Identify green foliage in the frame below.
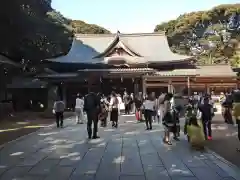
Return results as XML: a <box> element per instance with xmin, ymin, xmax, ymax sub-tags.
<box><xmin>0</xmin><ymin>0</ymin><xmax>110</xmax><ymax>66</ymax></box>
<box><xmin>230</xmin><ymin>42</ymin><xmax>240</xmax><ymax>67</ymax></box>
<box><xmin>71</xmin><ymin>20</ymin><xmax>110</xmax><ymax>34</ymax></box>
<box><xmin>154</xmin><ymin>3</ymin><xmax>240</xmax><ymax>66</ymax></box>
<box><xmin>0</xmin><ymin>0</ymin><xmax>73</xmax><ymax>65</ymax></box>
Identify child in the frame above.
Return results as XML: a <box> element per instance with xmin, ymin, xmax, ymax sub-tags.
<box><xmin>187</xmin><ymin>116</ymin><xmax>205</xmax><ymax>150</ymax></box>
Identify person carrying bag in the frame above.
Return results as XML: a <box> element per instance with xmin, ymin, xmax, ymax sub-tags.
<box><xmin>109</xmin><ymin>92</ymin><xmax>119</xmax><ymax>128</ymax></box>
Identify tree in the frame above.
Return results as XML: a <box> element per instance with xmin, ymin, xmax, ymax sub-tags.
<box><xmin>71</xmin><ymin>20</ymin><xmax>110</xmax><ymax>34</ymax></box>
<box><xmin>0</xmin><ymin>0</ymin><xmax>73</xmax><ymax>66</ymax></box>
<box><xmin>0</xmin><ymin>0</ymin><xmax>110</xmax><ymax>67</ymax></box>
<box><xmin>154</xmin><ymin>3</ymin><xmax>240</xmax><ymax>66</ymax></box>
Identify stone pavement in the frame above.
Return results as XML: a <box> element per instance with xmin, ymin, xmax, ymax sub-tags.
<box><xmin>0</xmin><ymin>115</ymin><xmax>240</xmax><ymax>180</ymax></box>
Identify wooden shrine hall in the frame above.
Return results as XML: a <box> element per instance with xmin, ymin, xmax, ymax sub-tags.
<box><xmin>39</xmin><ymin>32</ymin><xmax>237</xmax><ymax>93</ymax></box>
<box><xmin>9</xmin><ymin>31</ymin><xmax>236</xmax><ymax>109</ymax></box>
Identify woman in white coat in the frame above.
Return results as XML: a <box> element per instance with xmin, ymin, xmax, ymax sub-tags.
<box><xmin>75</xmin><ymin>94</ymin><xmax>84</xmax><ymax>124</ymax></box>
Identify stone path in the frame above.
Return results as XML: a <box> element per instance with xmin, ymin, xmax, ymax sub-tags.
<box><xmin>0</xmin><ymin>115</ymin><xmax>240</xmax><ymax>180</ymax></box>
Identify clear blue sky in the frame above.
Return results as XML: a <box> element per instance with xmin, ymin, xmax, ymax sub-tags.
<box><xmin>52</xmin><ymin>0</ymin><xmax>239</xmax><ymax>33</ymax></box>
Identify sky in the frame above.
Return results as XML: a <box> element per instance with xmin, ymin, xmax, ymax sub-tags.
<box><xmin>52</xmin><ymin>0</ymin><xmax>239</xmax><ymax>33</ymax></box>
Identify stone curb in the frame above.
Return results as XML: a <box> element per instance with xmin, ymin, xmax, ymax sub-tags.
<box><xmin>0</xmin><ymin>116</ymin><xmax>74</xmax><ymax>150</ymax></box>
<box><xmin>206</xmin><ymin>148</ymin><xmax>240</xmax><ymax>179</ymax></box>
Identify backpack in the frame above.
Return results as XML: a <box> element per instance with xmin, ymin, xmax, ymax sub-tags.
<box><xmin>222</xmin><ymin>95</ymin><xmax>233</xmax><ymax>108</ymax></box>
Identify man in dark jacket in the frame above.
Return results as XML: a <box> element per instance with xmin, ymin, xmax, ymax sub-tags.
<box><xmin>222</xmin><ymin>93</ymin><xmax>234</xmax><ymax>124</ymax></box>
<box><xmin>199</xmin><ymin>97</ymin><xmax>214</xmax><ymax>140</ymax></box>
<box><xmin>84</xmin><ymin>92</ymin><xmax>100</xmax><ymax>139</ymax></box>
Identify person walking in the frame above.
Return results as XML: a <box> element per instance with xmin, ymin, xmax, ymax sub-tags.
<box><xmin>222</xmin><ymin>93</ymin><xmax>234</xmax><ymax>124</ymax></box>
<box><xmin>162</xmin><ymin>93</ymin><xmax>174</xmax><ymax>145</ymax></box>
<box><xmin>123</xmin><ymin>91</ymin><xmax>130</xmax><ymax>114</ymax></box>
<box><xmin>75</xmin><ymin>94</ymin><xmax>84</xmax><ymax>124</ymax></box>
<box><xmin>84</xmin><ymin>92</ymin><xmax>100</xmax><ymax>139</ymax></box>
<box><xmin>157</xmin><ymin>93</ymin><xmax>165</xmax><ymax>124</ymax></box>
<box><xmin>130</xmin><ymin>93</ymin><xmax>135</xmax><ymax>113</ymax></box>
<box><xmin>109</xmin><ymin>91</ymin><xmax>119</xmax><ymax>128</ymax></box>
<box><xmin>53</xmin><ymin>97</ymin><xmax>65</xmax><ymax>128</ymax></box>
<box><xmin>199</xmin><ymin>97</ymin><xmax>214</xmax><ymax>140</ymax></box>
<box><xmin>143</xmin><ymin>95</ymin><xmax>155</xmax><ymax>130</ymax></box>
<box><xmin>135</xmin><ymin>93</ymin><xmax>143</xmax><ymax>121</ymax></box>
<box><xmin>99</xmin><ymin>96</ymin><xmax>108</xmax><ymax>127</ymax></box>
<box><xmin>117</xmin><ymin>94</ymin><xmax>123</xmax><ymax>115</ymax></box>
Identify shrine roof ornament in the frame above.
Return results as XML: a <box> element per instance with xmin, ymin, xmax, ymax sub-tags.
<box><xmin>46</xmin><ymin>32</ymin><xmax>193</xmax><ymax>65</ymax></box>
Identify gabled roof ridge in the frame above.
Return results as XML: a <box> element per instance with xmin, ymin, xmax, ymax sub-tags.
<box><xmin>75</xmin><ymin>34</ymin><xmax>116</xmax><ymax>38</ymax></box>
<box><xmin>93</xmin><ymin>35</ymin><xmax>119</xmax><ymax>58</ymax></box>
<box><xmin>75</xmin><ymin>31</ymin><xmax>165</xmax><ymax>38</ymax></box>
<box><xmin>119</xmin><ymin>32</ymin><xmax>165</xmax><ymax>37</ymax></box>
<box><xmin>118</xmin><ymin>39</ymin><xmax>142</xmax><ymax>56</ymax></box>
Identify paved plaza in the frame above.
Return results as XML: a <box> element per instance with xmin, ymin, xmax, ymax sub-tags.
<box><xmin>0</xmin><ymin>115</ymin><xmax>240</xmax><ymax>180</ymax></box>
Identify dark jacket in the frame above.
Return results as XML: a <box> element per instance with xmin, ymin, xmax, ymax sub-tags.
<box><xmin>199</xmin><ymin>103</ymin><xmax>213</xmax><ymax>121</ymax></box>
<box><xmin>84</xmin><ymin>92</ymin><xmax>100</xmax><ymax>112</ymax></box>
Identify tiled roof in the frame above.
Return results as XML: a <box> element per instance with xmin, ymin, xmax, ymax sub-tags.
<box><xmin>47</xmin><ymin>32</ymin><xmax>193</xmax><ymax>64</ymax></box>
<box><xmin>37</xmin><ymin>73</ymin><xmax>79</xmax><ymax>78</ymax></box>
<box><xmin>109</xmin><ymin>68</ymin><xmax>155</xmax><ymax>73</ymax></box>
<box><xmin>78</xmin><ymin>68</ymin><xmax>155</xmax><ymax>74</ymax></box>
<box><xmin>145</xmin><ymin>65</ymin><xmax>236</xmax><ymax>77</ymax></box>
<box><xmin>36</xmin><ymin>68</ymin><xmax>154</xmax><ymax>80</ymax></box>
<box><xmin>196</xmin><ymin>65</ymin><xmax>237</xmax><ymax>77</ymax></box>
<box><xmin>149</xmin><ymin>69</ymin><xmax>197</xmax><ymax>77</ymax></box>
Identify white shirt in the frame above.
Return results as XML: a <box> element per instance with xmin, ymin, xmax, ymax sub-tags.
<box><xmin>143</xmin><ymin>100</ymin><xmax>155</xmax><ymax>111</ymax></box>
<box><xmin>117</xmin><ymin>96</ymin><xmax>122</xmax><ymax>104</ymax></box>
<box><xmin>75</xmin><ymin>98</ymin><xmax>84</xmax><ymax>109</ymax></box>
<box><xmin>110</xmin><ymin>96</ymin><xmax>118</xmax><ymax>108</ymax></box>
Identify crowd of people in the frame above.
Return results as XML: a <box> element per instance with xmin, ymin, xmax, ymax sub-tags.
<box><xmin>52</xmin><ymin>89</ymin><xmax>240</xmax><ymax>150</ymax></box>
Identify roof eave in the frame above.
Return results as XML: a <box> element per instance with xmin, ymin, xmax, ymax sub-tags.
<box><xmin>147</xmin><ymin>58</ymin><xmax>193</xmax><ymax>65</ymax></box>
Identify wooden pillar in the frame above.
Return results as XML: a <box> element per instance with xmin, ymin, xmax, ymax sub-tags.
<box><xmin>134</xmin><ymin>79</ymin><xmax>139</xmax><ymax>95</ymax></box>
<box><xmin>88</xmin><ymin>75</ymin><xmax>94</xmax><ymax>93</ymax></box>
<box><xmin>142</xmin><ymin>77</ymin><xmax>146</xmax><ymax>96</ymax></box>
<box><xmin>47</xmin><ymin>85</ymin><xmax>58</xmax><ymax>109</ymax></box>
<box><xmin>57</xmin><ymin>83</ymin><xmax>63</xmax><ymax>100</ymax></box>
<box><xmin>187</xmin><ymin>76</ymin><xmax>191</xmax><ymax>96</ymax></box>
<box><xmin>205</xmin><ymin>84</ymin><xmax>210</xmax><ymax>94</ymax></box>
<box><xmin>168</xmin><ymin>79</ymin><xmax>172</xmax><ymax>93</ymax></box>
